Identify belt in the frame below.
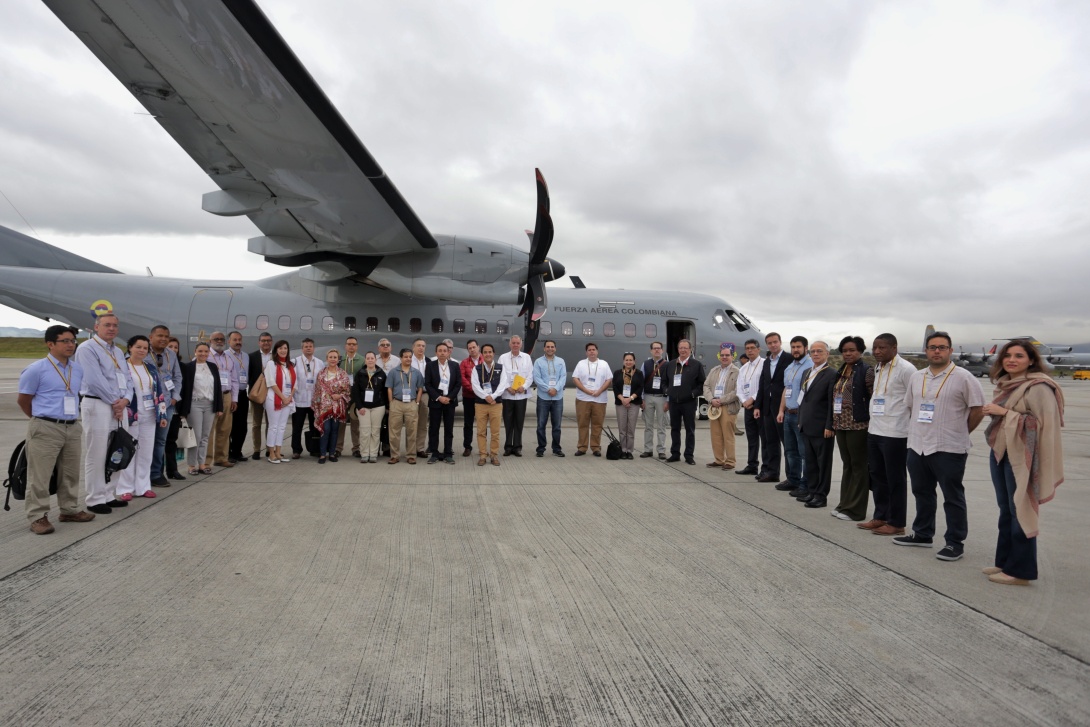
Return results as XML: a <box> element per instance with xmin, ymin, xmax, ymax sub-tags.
<box><xmin>84</xmin><ymin>395</ymin><xmax>101</xmax><ymax>400</ymax></box>
<box><xmin>35</xmin><ymin>416</ymin><xmax>78</xmax><ymax>425</ymax></box>
<box><xmin>786</xmin><ymin>408</ymin><xmax>799</xmax><ymax>415</ymax></box>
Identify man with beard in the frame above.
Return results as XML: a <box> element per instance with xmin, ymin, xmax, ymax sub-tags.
<box><xmin>206</xmin><ymin>331</ymin><xmax>239</xmax><ymax>468</ymax></box>
<box><xmin>753</xmin><ymin>332</ymin><xmax>787</xmax><ymax>483</ymax></box>
<box><xmin>775</xmin><ymin>336</ymin><xmax>812</xmax><ymax>493</ymax></box>
<box><xmin>249</xmin><ymin>332</ymin><xmax>274</xmax><ymax>460</ymax></box>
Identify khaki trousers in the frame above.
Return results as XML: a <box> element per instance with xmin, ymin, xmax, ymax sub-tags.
<box><xmin>358</xmin><ymin>406</ymin><xmax>382</xmax><ymax>459</ymax></box>
<box><xmin>575</xmin><ymin>399</ymin><xmax>606</xmax><ymax>453</ymax></box>
<box><xmin>709</xmin><ymin>410</ymin><xmax>738</xmax><ymax>467</ymax></box>
<box><xmin>475</xmin><ymin>402</ymin><xmax>502</xmax><ymax>457</ymax></box>
<box><xmin>336</xmin><ymin>403</ymin><xmax>360</xmax><ymax>455</ymax></box>
<box><xmin>388</xmin><ymin>400</ymin><xmax>418</xmax><ymax>460</ymax></box>
<box><xmin>25</xmin><ymin>417</ymin><xmax>82</xmax><ymax>521</ymax></box>
<box><xmin>205</xmin><ymin>391</ymin><xmax>233</xmax><ymax>465</ymax></box>
<box><xmin>415</xmin><ymin>394</ymin><xmax>429</xmax><ymax>453</ymax></box>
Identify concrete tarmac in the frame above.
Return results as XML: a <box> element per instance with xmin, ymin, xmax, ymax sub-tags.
<box><xmin>1</xmin><ymin>358</ymin><xmax>1088</xmax><ymax>725</ymax></box>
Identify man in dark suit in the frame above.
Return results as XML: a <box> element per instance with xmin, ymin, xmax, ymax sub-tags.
<box><xmin>226</xmin><ymin>331</ymin><xmax>251</xmax><ymax>463</ymax></box>
<box><xmin>795</xmin><ymin>341</ymin><xmax>837</xmax><ymax>508</ymax></box>
<box><xmin>424</xmin><ymin>342</ymin><xmax>462</xmax><ymax>464</ymax></box>
<box><xmin>753</xmin><ymin>332</ymin><xmax>787</xmax><ymax>483</ymax></box>
<box><xmin>247</xmin><ymin>332</ymin><xmax>273</xmax><ymax>460</ymax></box>
<box><xmin>663</xmin><ymin>339</ymin><xmax>705</xmax><ymax>465</ymax></box>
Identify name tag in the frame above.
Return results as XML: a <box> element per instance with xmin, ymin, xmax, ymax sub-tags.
<box><xmin>548</xmin><ymin>378</ymin><xmax>557</xmax><ymax>388</ymax></box>
<box><xmin>743</xmin><ymin>382</ymin><xmax>751</xmax><ymax>394</ymax></box>
<box><xmin>402</xmin><ymin>392</ymin><xmax>412</xmax><ymax>403</ymax></box>
<box><xmin>917</xmin><ymin>403</ymin><xmax>935</xmax><ymax>423</ymax></box>
<box><xmin>587</xmin><ymin>377</ymin><xmax>596</xmax><ymax>384</ymax></box>
<box><xmin>785</xmin><ymin>386</ymin><xmax>793</xmax><ymax>399</ymax></box>
<box><xmin>165</xmin><ymin>379</ymin><xmax>175</xmax><ymax>392</ymax></box>
<box><xmin>116</xmin><ymin>372</ymin><xmax>128</xmax><ymax>391</ymax></box>
<box><xmin>142</xmin><ymin>393</ymin><xmax>154</xmax><ymax>411</ymax></box>
<box><xmin>64</xmin><ymin>396</ymin><xmax>78</xmax><ymax>416</ymax></box>
<box><xmin>440</xmin><ymin>381</ymin><xmax>448</xmax><ymax>394</ymax></box>
<box><xmin>484</xmin><ymin>384</ymin><xmax>493</xmax><ymax>397</ymax></box>
<box><xmin>306</xmin><ymin>378</ymin><xmax>314</xmax><ymax>386</ymax></box>
<box><xmin>797</xmin><ymin>389</ymin><xmax>806</xmax><ymax>405</ymax></box>
<box><xmin>714</xmin><ymin>386</ymin><xmax>724</xmax><ymax>398</ymax></box>
<box><xmin>283</xmin><ymin>384</ymin><xmax>292</xmax><ymax>395</ymax></box>
<box><xmin>673</xmin><ymin>374</ymin><xmax>682</xmax><ymax>387</ymax></box>
<box><xmin>872</xmin><ymin>398</ymin><xmax>885</xmax><ymax>416</ymax></box>
<box><xmin>364</xmin><ymin>390</ymin><xmax>374</xmax><ymax>403</ymax></box>
<box><xmin>623</xmin><ymin>385</ymin><xmax>632</xmax><ymax>397</ymax></box>
<box><xmin>833</xmin><ymin>395</ymin><xmax>843</xmax><ymax>414</ymax></box>
<box><xmin>652</xmin><ymin>376</ymin><xmax>661</xmax><ymax>390</ymax></box>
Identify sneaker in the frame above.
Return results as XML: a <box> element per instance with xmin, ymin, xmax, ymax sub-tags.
<box><xmin>427</xmin><ymin>456</ymin><xmax>440</xmax><ymax>464</ymax></box>
<box><xmin>893</xmin><ymin>533</ymin><xmax>933</xmax><ymax>548</ymax></box>
<box><xmin>833</xmin><ymin>511</ymin><xmax>854</xmax><ymax>521</ymax></box>
<box><xmin>936</xmin><ymin>545</ymin><xmax>964</xmax><ymax>561</ymax></box>
<box><xmin>30</xmin><ymin>516</ymin><xmax>54</xmax><ymax>535</ymax></box>
<box><xmin>445</xmin><ymin>457</ymin><xmax>455</xmax><ymax>465</ymax></box>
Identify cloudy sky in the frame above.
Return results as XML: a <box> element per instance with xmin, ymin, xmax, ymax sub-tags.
<box><xmin>1</xmin><ymin>0</ymin><xmax>1088</xmax><ymax>350</ymax></box>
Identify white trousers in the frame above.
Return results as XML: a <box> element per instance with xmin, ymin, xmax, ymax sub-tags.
<box><xmin>82</xmin><ymin>397</ymin><xmax>128</xmax><ymax>507</ymax></box>
<box><xmin>116</xmin><ymin>411</ymin><xmax>157</xmax><ymax>497</ymax></box>
<box><xmin>264</xmin><ymin>398</ymin><xmax>291</xmax><ymax>449</ymax></box>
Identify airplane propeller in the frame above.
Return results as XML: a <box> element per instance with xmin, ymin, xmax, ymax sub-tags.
<box><xmin>519</xmin><ymin>169</ymin><xmax>565</xmax><ymax>353</ymax></box>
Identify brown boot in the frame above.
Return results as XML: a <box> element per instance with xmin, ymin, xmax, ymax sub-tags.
<box><xmin>30</xmin><ymin>516</ymin><xmax>55</xmax><ymax>535</ymax></box>
<box><xmin>59</xmin><ymin>511</ymin><xmax>95</xmax><ymax>523</ymax></box>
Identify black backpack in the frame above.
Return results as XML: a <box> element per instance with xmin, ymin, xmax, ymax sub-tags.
<box><xmin>3</xmin><ymin>440</ymin><xmax>60</xmax><ymax>512</ymax></box>
<box><xmin>104</xmin><ymin>425</ymin><xmax>137</xmax><ymax>483</ymax></box>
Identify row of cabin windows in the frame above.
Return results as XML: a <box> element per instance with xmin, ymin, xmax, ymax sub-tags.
<box><xmin>231</xmin><ymin>315</ymin><xmax>660</xmax><ymax>339</ymax></box>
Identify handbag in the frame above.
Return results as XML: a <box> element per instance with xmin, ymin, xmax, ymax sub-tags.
<box><xmin>603</xmin><ymin>426</ymin><xmax>623</xmax><ymax>461</ymax></box>
<box><xmin>176</xmin><ymin>417</ymin><xmax>197</xmax><ymax>450</ymax></box>
<box><xmin>248</xmin><ymin>375</ymin><xmax>268</xmax><ymax>405</ymax></box>
<box><xmin>104</xmin><ymin>424</ymin><xmax>137</xmax><ymax>483</ymax></box>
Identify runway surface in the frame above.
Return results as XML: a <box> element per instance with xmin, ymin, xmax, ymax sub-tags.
<box><xmin>1</xmin><ymin>358</ymin><xmax>1087</xmax><ymax>725</ymax></box>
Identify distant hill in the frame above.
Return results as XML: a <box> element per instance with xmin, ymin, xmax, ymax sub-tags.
<box><xmin>0</xmin><ymin>327</ymin><xmax>46</xmax><ymax>337</ymax></box>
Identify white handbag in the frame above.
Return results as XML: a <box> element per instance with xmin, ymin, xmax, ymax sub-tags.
<box><xmin>176</xmin><ymin>417</ymin><xmax>197</xmax><ymax>449</ymax></box>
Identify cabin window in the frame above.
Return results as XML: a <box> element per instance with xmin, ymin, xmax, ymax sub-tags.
<box><xmin>645</xmin><ymin>324</ymin><xmax>657</xmax><ymax>338</ymax></box>
<box><xmin>474</xmin><ymin>319</ymin><xmax>487</xmax><ymax>334</ymax></box>
<box><xmin>256</xmin><ymin>315</ymin><xmax>269</xmax><ymax>331</ymax></box>
<box><xmin>233</xmin><ymin>315</ymin><xmax>247</xmax><ymax>330</ymax></box>
<box><xmin>410</xmin><ymin>318</ymin><xmax>422</xmax><ymax>333</ymax></box>
<box><xmin>431</xmin><ymin>318</ymin><xmax>444</xmax><ymax>333</ymax></box>
<box><xmin>496</xmin><ymin>320</ymin><xmax>510</xmax><ymax>335</ymax></box>
<box><xmin>603</xmin><ymin>322</ymin><xmax>615</xmax><ymax>337</ymax></box>
<box><xmin>388</xmin><ymin>317</ymin><xmax>400</xmax><ymax>332</ymax></box>
<box><xmin>344</xmin><ymin>316</ymin><xmax>357</xmax><ymax>330</ymax></box>
<box><xmin>322</xmin><ymin>316</ymin><xmax>335</xmax><ymax>331</ymax></box>
<box><xmin>624</xmin><ymin>323</ymin><xmax>636</xmax><ymax>338</ymax></box>
<box><xmin>541</xmin><ymin>321</ymin><xmax>552</xmax><ymax>336</ymax></box>
<box><xmin>453</xmin><ymin>319</ymin><xmax>466</xmax><ymax>333</ymax></box>
<box><xmin>366</xmin><ymin>317</ymin><xmax>378</xmax><ymax>332</ymax></box>
<box><xmin>561</xmin><ymin>321</ymin><xmax>573</xmax><ymax>336</ymax></box>
<box><xmin>300</xmin><ymin>316</ymin><xmax>313</xmax><ymax>331</ymax></box>
<box><xmin>278</xmin><ymin>315</ymin><xmax>291</xmax><ymax>331</ymax></box>
<box><xmin>582</xmin><ymin>322</ymin><xmax>594</xmax><ymax>337</ymax></box>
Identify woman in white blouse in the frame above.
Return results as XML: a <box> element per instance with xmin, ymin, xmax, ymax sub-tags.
<box><xmin>178</xmin><ymin>342</ymin><xmax>223</xmax><ymax>475</ymax></box>
<box><xmin>116</xmin><ymin>335</ymin><xmax>169</xmax><ymax>499</ymax></box>
<box><xmin>263</xmin><ymin>340</ymin><xmax>297</xmax><ymax>463</ymax></box>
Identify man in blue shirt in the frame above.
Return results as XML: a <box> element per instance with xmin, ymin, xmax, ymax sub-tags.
<box><xmin>533</xmin><ymin>340</ymin><xmax>566</xmax><ymax>457</ymax></box>
<box><xmin>149</xmin><ymin>324</ymin><xmax>183</xmax><ymax>486</ymax></box>
<box><xmin>17</xmin><ymin>325</ymin><xmax>95</xmax><ymax>534</ymax></box>
<box><xmin>776</xmin><ymin>336</ymin><xmax>813</xmax><ymax>494</ymax></box>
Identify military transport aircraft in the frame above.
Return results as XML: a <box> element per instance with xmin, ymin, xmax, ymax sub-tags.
<box><xmin>0</xmin><ymin>0</ymin><xmax>762</xmax><ymax>371</ymax></box>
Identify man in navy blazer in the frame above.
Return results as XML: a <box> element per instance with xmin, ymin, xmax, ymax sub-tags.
<box><xmin>424</xmin><ymin>342</ymin><xmax>462</xmax><ymax>464</ymax></box>
<box><xmin>795</xmin><ymin>341</ymin><xmax>837</xmax><ymax>509</ymax></box>
<box><xmin>753</xmin><ymin>332</ymin><xmax>788</xmax><ymax>483</ymax></box>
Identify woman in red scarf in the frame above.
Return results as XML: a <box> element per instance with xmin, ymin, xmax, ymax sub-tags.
<box><xmin>263</xmin><ymin>340</ymin><xmax>296</xmax><ymax>463</ymax></box>
<box><xmin>982</xmin><ymin>340</ymin><xmax>1065</xmax><ymax>586</ymax></box>
<box><xmin>313</xmin><ymin>349</ymin><xmax>352</xmax><ymax>463</ymax></box>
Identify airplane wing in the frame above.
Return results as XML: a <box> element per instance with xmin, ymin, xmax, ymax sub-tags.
<box><xmin>43</xmin><ymin>0</ymin><xmax>437</xmax><ymax>269</ymax></box>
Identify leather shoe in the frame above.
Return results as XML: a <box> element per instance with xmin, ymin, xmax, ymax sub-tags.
<box><xmin>684</xmin><ymin>456</ymin><xmax>695</xmax><ymax>465</ymax></box>
<box><xmin>251</xmin><ymin>452</ymin><xmax>262</xmax><ymax>461</ymax></box>
<box><xmin>756</xmin><ymin>474</ymin><xmax>777</xmax><ymax>483</ymax></box>
<box><xmin>105</xmin><ymin>499</ymin><xmax>128</xmax><ymax>508</ymax></box>
<box><xmin>856</xmin><ymin>519</ymin><xmax>886</xmax><ymax>530</ymax></box>
<box><xmin>774</xmin><ymin>481</ymin><xmax>795</xmax><ymax>491</ymax></box>
<box><xmin>706</xmin><ymin>462</ymin><xmax>723</xmax><ymax>468</ymax></box>
<box><xmin>151</xmin><ymin>476</ymin><xmax>170</xmax><ymax>487</ymax></box>
<box><xmin>574</xmin><ymin>450</ymin><xmax>586</xmax><ymax>456</ymax></box>
<box><xmin>536</xmin><ymin>451</ymin><xmax>545</xmax><ymax>457</ymax></box>
<box><xmin>871</xmin><ymin>524</ymin><xmax>905</xmax><ymax>536</ymax></box>
<box><xmin>88</xmin><ymin>504</ymin><xmax>112</xmax><ymax>514</ymax></box>
<box><xmin>804</xmin><ymin>497</ymin><xmax>827</xmax><ymax>508</ymax></box>
<box><xmin>665</xmin><ymin>455</ymin><xmax>681</xmax><ymax>462</ymax></box>
<box><xmin>789</xmin><ymin>488</ymin><xmax>809</xmax><ymax>498</ymax></box>
<box><xmin>640</xmin><ymin>452</ymin><xmax>654</xmax><ymax>458</ymax></box>
<box><xmin>59</xmin><ymin>511</ymin><xmax>95</xmax><ymax>523</ymax></box>
<box><xmin>463</xmin><ymin>448</ymin><xmax>472</xmax><ymax>457</ymax></box>
<box><xmin>30</xmin><ymin>517</ymin><xmax>54</xmax><ymax>534</ymax></box>
<box><xmin>169</xmin><ymin>472</ymin><xmax>187</xmax><ymax>481</ymax></box>
<box><xmin>794</xmin><ymin>492</ymin><xmax>813</xmax><ymax>502</ymax></box>
<box><xmin>592</xmin><ymin>451</ymin><xmax>601</xmax><ymax>457</ymax></box>
<box><xmin>214</xmin><ymin>461</ymin><xmax>234</xmax><ymax>468</ymax></box>
<box><xmin>735</xmin><ymin>467</ymin><xmax>757</xmax><ymax>475</ymax></box>
<box><xmin>513</xmin><ymin>450</ymin><xmax>522</xmax><ymax>457</ymax></box>
<box><xmin>553</xmin><ymin>451</ymin><xmax>565</xmax><ymax>457</ymax></box>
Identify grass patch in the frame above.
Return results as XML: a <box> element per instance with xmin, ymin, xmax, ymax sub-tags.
<box><xmin>0</xmin><ymin>337</ymin><xmax>49</xmax><ymax>358</ymax></box>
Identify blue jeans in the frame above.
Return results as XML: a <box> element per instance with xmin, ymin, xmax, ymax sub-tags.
<box><xmin>782</xmin><ymin>411</ymin><xmax>805</xmax><ymax>488</ymax></box>
<box><xmin>320</xmin><ymin>419</ymin><xmax>339</xmax><ymax>456</ymax></box>
<box><xmin>907</xmin><ymin>449</ymin><xmax>968</xmax><ymax>547</ymax></box>
<box><xmin>989</xmin><ymin>454</ymin><xmax>1037</xmax><ymax>580</ymax></box>
<box><xmin>150</xmin><ymin>404</ymin><xmax>174</xmax><ymax>479</ymax></box>
<box><xmin>536</xmin><ymin>398</ymin><xmax>563</xmax><ymax>453</ymax></box>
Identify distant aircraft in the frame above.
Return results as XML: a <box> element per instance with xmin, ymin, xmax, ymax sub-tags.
<box><xmin>0</xmin><ymin>0</ymin><xmax>763</xmax><ymax>372</ymax></box>
<box><xmin>910</xmin><ymin>326</ymin><xmax>1089</xmax><ymax>376</ymax></box>
<box><xmin>1007</xmin><ymin>339</ymin><xmax>1090</xmax><ymax>373</ymax></box>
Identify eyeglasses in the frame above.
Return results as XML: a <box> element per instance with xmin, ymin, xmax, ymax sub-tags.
<box><xmin>54</xmin><ymin>338</ymin><xmax>76</xmax><ymax>344</ymax></box>
<box><xmin>211</xmin><ymin>337</ymin><xmax>225</xmax><ymax>342</ymax></box>
<box><xmin>380</xmin><ymin>342</ymin><xmax>391</xmax><ymax>346</ymax></box>
<box><xmin>808</xmin><ymin>349</ymin><xmax>826</xmax><ymax>354</ymax></box>
<box><xmin>927</xmin><ymin>345</ymin><xmax>951</xmax><ymax>351</ymax></box>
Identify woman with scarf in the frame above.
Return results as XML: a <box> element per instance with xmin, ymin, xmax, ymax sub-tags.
<box><xmin>116</xmin><ymin>335</ymin><xmax>169</xmax><ymax>500</ymax></box>
<box><xmin>263</xmin><ymin>340</ymin><xmax>297</xmax><ymax>464</ymax></box>
<box><xmin>313</xmin><ymin>348</ymin><xmax>352</xmax><ymax>463</ymax></box>
<box><xmin>611</xmin><ymin>353</ymin><xmax>645</xmax><ymax>459</ymax></box>
<box><xmin>981</xmin><ymin>340</ymin><xmax>1064</xmax><ymax>586</ymax></box>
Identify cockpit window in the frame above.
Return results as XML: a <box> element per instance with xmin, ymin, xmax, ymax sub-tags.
<box><xmin>712</xmin><ymin>309</ymin><xmax>752</xmax><ymax>333</ymax></box>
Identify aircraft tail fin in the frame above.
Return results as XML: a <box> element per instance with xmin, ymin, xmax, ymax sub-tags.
<box><xmin>0</xmin><ymin>225</ymin><xmax>119</xmax><ymax>274</ymax></box>
<box><xmin>988</xmin><ymin>344</ymin><xmax>997</xmax><ymax>354</ymax></box>
<box><xmin>924</xmin><ymin>324</ymin><xmax>936</xmax><ymax>352</ymax></box>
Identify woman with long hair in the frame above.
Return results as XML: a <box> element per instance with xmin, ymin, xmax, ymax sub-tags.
<box><xmin>611</xmin><ymin>352</ymin><xmax>645</xmax><ymax>459</ymax></box>
<box><xmin>177</xmin><ymin>342</ymin><xmax>224</xmax><ymax>475</ymax></box>
<box><xmin>263</xmin><ymin>340</ymin><xmax>296</xmax><ymax>463</ymax></box>
<box><xmin>313</xmin><ymin>348</ymin><xmax>352</xmax><ymax>463</ymax></box>
<box><xmin>116</xmin><ymin>335</ymin><xmax>169</xmax><ymax>499</ymax></box>
<box><xmin>981</xmin><ymin>340</ymin><xmax>1064</xmax><ymax>585</ymax></box>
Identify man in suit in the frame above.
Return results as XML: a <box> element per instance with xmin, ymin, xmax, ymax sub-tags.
<box><xmin>249</xmin><ymin>332</ymin><xmax>273</xmax><ymax>460</ymax></box>
<box><xmin>795</xmin><ymin>341</ymin><xmax>837</xmax><ymax>509</ymax></box>
<box><xmin>663</xmin><ymin>339</ymin><xmax>705</xmax><ymax>465</ymax></box>
<box><xmin>227</xmin><ymin>330</ymin><xmax>250</xmax><ymax>463</ymax></box>
<box><xmin>753</xmin><ymin>332</ymin><xmax>787</xmax><ymax>483</ymax></box>
<box><xmin>425</xmin><ymin>342</ymin><xmax>462</xmax><ymax>464</ymax></box>
<box><xmin>735</xmin><ymin>339</ymin><xmax>766</xmax><ymax>475</ymax></box>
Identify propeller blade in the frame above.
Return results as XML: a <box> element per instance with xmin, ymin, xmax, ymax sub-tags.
<box><xmin>529</xmin><ymin>169</ymin><xmax>553</xmax><ymax>266</ymax></box>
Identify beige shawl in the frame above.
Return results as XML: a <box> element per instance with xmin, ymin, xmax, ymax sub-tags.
<box><xmin>984</xmin><ymin>373</ymin><xmax>1064</xmax><ymax>538</ymax></box>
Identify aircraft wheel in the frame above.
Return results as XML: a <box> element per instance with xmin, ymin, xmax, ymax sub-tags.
<box><xmin>698</xmin><ymin>401</ymin><xmax>709</xmax><ymax>420</ymax></box>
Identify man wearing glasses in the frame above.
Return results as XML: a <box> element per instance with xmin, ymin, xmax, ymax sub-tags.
<box><xmin>18</xmin><ymin>325</ymin><xmax>96</xmax><ymax>533</ymax></box>
<box><xmin>640</xmin><ymin>341</ymin><xmax>669</xmax><ymax>459</ymax></box>
<box><xmin>376</xmin><ymin>339</ymin><xmax>397</xmax><ymax>457</ymax></box>
<box><xmin>149</xmin><ymin>325</ymin><xmax>183</xmax><ymax>485</ymax></box>
<box><xmin>206</xmin><ymin>331</ymin><xmax>239</xmax><ymax>468</ymax></box>
<box><xmin>895</xmin><ymin>331</ymin><xmax>985</xmax><ymax>562</ymax></box>
<box><xmin>249</xmin><ymin>332</ymin><xmax>274</xmax><ymax>460</ymax></box>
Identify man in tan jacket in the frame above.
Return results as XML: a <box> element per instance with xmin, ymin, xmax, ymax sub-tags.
<box><xmin>704</xmin><ymin>345</ymin><xmax>741</xmax><ymax>470</ymax></box>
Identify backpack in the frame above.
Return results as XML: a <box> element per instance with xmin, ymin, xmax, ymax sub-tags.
<box><xmin>104</xmin><ymin>425</ymin><xmax>137</xmax><ymax>483</ymax></box>
<box><xmin>603</xmin><ymin>426</ymin><xmax>623</xmax><ymax>461</ymax></box>
<box><xmin>3</xmin><ymin>440</ymin><xmax>59</xmax><ymax>512</ymax></box>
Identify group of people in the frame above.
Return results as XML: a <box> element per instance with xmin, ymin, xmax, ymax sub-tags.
<box><xmin>17</xmin><ymin>318</ymin><xmax>1066</xmax><ymax>586</ymax></box>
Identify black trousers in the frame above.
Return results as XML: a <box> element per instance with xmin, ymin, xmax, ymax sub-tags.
<box><xmin>743</xmin><ymin>407</ymin><xmax>767</xmax><ymax>469</ymax></box>
<box><xmin>908</xmin><ymin>449</ymin><xmax>968</xmax><ymax>547</ymax></box>
<box><xmin>462</xmin><ymin>396</ymin><xmax>476</xmax><ymax>449</ymax></box>
<box><xmin>759</xmin><ymin>411</ymin><xmax>783</xmax><ymax>478</ymax></box>
<box><xmin>164</xmin><ymin>413</ymin><xmax>182</xmax><ymax>476</ymax></box>
<box><xmin>428</xmin><ymin>403</ymin><xmax>457</xmax><ymax>457</ymax></box>
<box><xmin>503</xmin><ymin>398</ymin><xmax>527</xmax><ymax>452</ymax></box>
<box><xmin>290</xmin><ymin>406</ymin><xmax>314</xmax><ymax>455</ymax></box>
<box><xmin>803</xmin><ymin>433</ymin><xmax>834</xmax><ymax>499</ymax></box>
<box><xmin>229</xmin><ymin>393</ymin><xmax>249</xmax><ymax>459</ymax></box>
<box><xmin>669</xmin><ymin>398</ymin><xmax>697</xmax><ymax>458</ymax></box>
<box><xmin>868</xmin><ymin>434</ymin><xmax>908</xmax><ymax>527</ymax></box>
<box><xmin>380</xmin><ymin>407</ymin><xmax>390</xmax><ymax>454</ymax></box>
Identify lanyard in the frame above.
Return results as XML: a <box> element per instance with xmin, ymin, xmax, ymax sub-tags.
<box><xmin>590</xmin><ymin>361</ymin><xmax>599</xmax><ymax>378</ymax></box>
<box><xmin>623</xmin><ymin>368</ymin><xmax>633</xmax><ymax>384</ymax></box>
<box><xmin>875</xmin><ymin>358</ymin><xmax>896</xmax><ymax>396</ymax></box>
<box><xmin>480</xmin><ymin>363</ymin><xmax>497</xmax><ymax>385</ymax></box>
<box><xmin>834</xmin><ymin>364</ymin><xmax>854</xmax><ymax>395</ymax></box>
<box><xmin>921</xmin><ymin>363</ymin><xmax>955</xmax><ymax>401</ymax></box>
<box><xmin>399</xmin><ymin>368</ymin><xmax>412</xmax><ymax>392</ymax></box>
<box><xmin>129</xmin><ymin>361</ymin><xmax>149</xmax><ymax>394</ymax></box>
<box><xmin>48</xmin><ymin>357</ymin><xmax>73</xmax><ymax>392</ymax></box>
<box><xmin>365</xmin><ymin>370</ymin><xmax>376</xmax><ymax>389</ymax></box>
<box><xmin>786</xmin><ymin>360</ymin><xmax>806</xmax><ymax>388</ymax></box>
<box><xmin>547</xmin><ymin>358</ymin><xmax>555</xmax><ymax>377</ymax></box>
<box><xmin>93</xmin><ymin>337</ymin><xmax>121</xmax><ymax>369</ymax></box>
<box><xmin>802</xmin><ymin>364</ymin><xmax>826</xmax><ymax>391</ymax></box>
<box><xmin>743</xmin><ymin>359</ymin><xmax>760</xmax><ymax>385</ymax></box>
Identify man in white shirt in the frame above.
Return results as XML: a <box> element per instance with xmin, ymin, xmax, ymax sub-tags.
<box><xmin>498</xmin><ymin>335</ymin><xmax>533</xmax><ymax>456</ymax></box>
<box><xmin>571</xmin><ymin>342</ymin><xmax>612</xmax><ymax>456</ymax></box>
<box><xmin>376</xmin><ymin>337</ymin><xmax>397</xmax><ymax>457</ymax></box>
<box><xmin>862</xmin><ymin>333</ymin><xmax>919</xmax><ymax>536</ymax></box>
<box><xmin>206</xmin><ymin>331</ymin><xmax>238</xmax><ymax>468</ymax></box>
<box><xmin>290</xmin><ymin>338</ymin><xmax>325</xmax><ymax>458</ymax></box>
<box><xmin>411</xmin><ymin>338</ymin><xmax>429</xmax><ymax>456</ymax></box>
<box><xmin>249</xmin><ymin>333</ymin><xmax>274</xmax><ymax>460</ymax></box>
<box><xmin>735</xmin><ymin>339</ymin><xmax>767</xmax><ymax>475</ymax></box>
